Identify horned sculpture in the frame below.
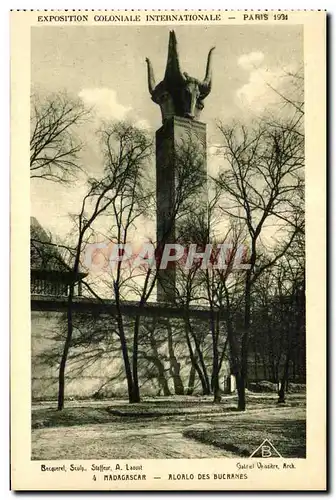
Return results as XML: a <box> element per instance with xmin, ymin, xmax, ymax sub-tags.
<box><xmin>146</xmin><ymin>30</ymin><xmax>215</xmax><ymax>122</ymax></box>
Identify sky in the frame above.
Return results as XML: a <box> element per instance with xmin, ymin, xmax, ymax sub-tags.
<box><xmin>31</xmin><ymin>24</ymin><xmax>303</xmax><ymax>241</ymax></box>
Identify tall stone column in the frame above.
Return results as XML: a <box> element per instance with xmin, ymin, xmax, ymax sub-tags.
<box><xmin>156</xmin><ymin>116</ymin><xmax>207</xmax><ymax>302</ymax></box>
<box><xmin>145</xmin><ymin>30</ymin><xmax>215</xmax><ymax>302</ymax></box>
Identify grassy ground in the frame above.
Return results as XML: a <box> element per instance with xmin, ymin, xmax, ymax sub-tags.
<box><xmin>32</xmin><ymin>400</ymin><xmax>229</xmax><ymax>429</ymax></box>
<box><xmin>32</xmin><ymin>393</ymin><xmax>305</xmax><ymax>429</ymax></box>
<box><xmin>31</xmin><ymin>420</ymin><xmax>234</xmax><ymax>460</ymax></box>
<box><xmin>183</xmin><ymin>406</ymin><xmax>306</xmax><ymax>458</ymax></box>
<box><xmin>32</xmin><ymin>406</ymin><xmax>115</xmax><ymax>429</ymax></box>
<box><xmin>31</xmin><ymin>394</ymin><xmax>305</xmax><ymax>460</ymax></box>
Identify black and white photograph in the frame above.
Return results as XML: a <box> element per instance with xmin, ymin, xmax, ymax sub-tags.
<box><xmin>11</xmin><ymin>10</ymin><xmax>326</xmax><ymax>491</ymax></box>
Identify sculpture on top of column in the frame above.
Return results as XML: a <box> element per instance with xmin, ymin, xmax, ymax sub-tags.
<box><xmin>145</xmin><ymin>30</ymin><xmax>215</xmax><ymax>123</ymax></box>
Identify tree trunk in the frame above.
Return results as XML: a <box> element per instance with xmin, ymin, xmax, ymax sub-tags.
<box><xmin>57</xmin><ymin>284</ymin><xmax>75</xmax><ymax>411</ymax></box>
<box><xmin>211</xmin><ymin>348</ymin><xmax>221</xmax><ymax>402</ymax></box>
<box><xmin>115</xmin><ymin>312</ymin><xmax>136</xmax><ymax>404</ymax></box>
<box><xmin>254</xmin><ymin>341</ymin><xmax>258</xmax><ymax>382</ymax></box>
<box><xmin>130</xmin><ymin>384</ymin><xmax>140</xmax><ymax>403</ymax></box>
<box><xmin>278</xmin><ymin>286</ymin><xmax>302</xmax><ymax>404</ymax></box>
<box><xmin>159</xmin><ymin>372</ymin><xmax>171</xmax><ymax>396</ymax></box>
<box><xmin>210</xmin><ymin>311</ymin><xmax>222</xmax><ymax>403</ymax></box>
<box><xmin>238</xmin><ymin>329</ymin><xmax>249</xmax><ymax>411</ymax></box>
<box><xmin>149</xmin><ymin>328</ymin><xmax>171</xmax><ymax>396</ymax></box>
<box><xmin>57</xmin><ymin>348</ymin><xmax>68</xmax><ymax>411</ymax></box>
<box><xmin>292</xmin><ymin>358</ymin><xmax>296</xmax><ymax>381</ymax></box>
<box><xmin>278</xmin><ymin>355</ymin><xmax>290</xmax><ymax>403</ymax></box>
<box><xmin>238</xmin><ymin>268</ymin><xmax>253</xmax><ymax>411</ymax></box>
<box><xmin>188</xmin><ymin>324</ymin><xmax>210</xmax><ymax>391</ymax></box>
<box><xmin>131</xmin><ymin>314</ymin><xmax>142</xmax><ymax>403</ymax></box>
<box><xmin>212</xmin><ymin>371</ymin><xmax>221</xmax><ymax>403</ymax></box>
<box><xmin>58</xmin><ymin>338</ymin><xmax>70</xmax><ymax>411</ymax></box>
<box><xmin>170</xmin><ymin>357</ymin><xmax>184</xmax><ymax>395</ymax></box>
<box><xmin>166</xmin><ymin>321</ymin><xmax>184</xmax><ymax>395</ymax></box>
<box><xmin>237</xmin><ymin>373</ymin><xmax>246</xmax><ymax>411</ymax></box>
<box><xmin>262</xmin><ymin>356</ymin><xmax>268</xmax><ymax>380</ymax></box>
<box><xmin>225</xmin><ymin>310</ymin><xmax>243</xmax><ymax>407</ymax></box>
<box><xmin>57</xmin><ymin>230</ymin><xmax>85</xmax><ymax>411</ymax></box>
<box><xmin>186</xmin><ymin>365</ymin><xmax>196</xmax><ymax>395</ymax></box>
<box><xmin>183</xmin><ymin>317</ymin><xmax>211</xmax><ymax>395</ymax></box>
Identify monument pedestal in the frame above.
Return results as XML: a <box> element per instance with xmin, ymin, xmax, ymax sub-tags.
<box><xmin>156</xmin><ymin>116</ymin><xmax>207</xmax><ymax>302</ymax></box>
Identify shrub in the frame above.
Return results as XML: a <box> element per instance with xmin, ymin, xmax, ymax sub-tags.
<box><xmin>248</xmin><ymin>381</ymin><xmax>278</xmax><ymax>393</ymax></box>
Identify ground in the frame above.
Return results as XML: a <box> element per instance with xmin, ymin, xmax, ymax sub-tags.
<box><xmin>32</xmin><ymin>394</ymin><xmax>305</xmax><ymax>460</ymax></box>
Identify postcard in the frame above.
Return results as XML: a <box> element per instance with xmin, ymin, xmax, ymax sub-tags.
<box><xmin>11</xmin><ymin>9</ymin><xmax>326</xmax><ymax>491</ymax></box>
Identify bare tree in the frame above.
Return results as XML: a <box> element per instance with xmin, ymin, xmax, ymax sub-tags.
<box><xmin>96</xmin><ymin>121</ymin><xmax>154</xmax><ymax>403</ymax></box>
<box><xmin>202</xmin><ymin>221</ymin><xmax>246</xmax><ymax>403</ymax></box>
<box><xmin>172</xmin><ymin>191</ymin><xmax>243</xmax><ymax>402</ymax></box>
<box><xmin>51</xmin><ymin>121</ymin><xmax>153</xmax><ymax>409</ymax></box>
<box><xmin>215</xmin><ymin>118</ymin><xmax>304</xmax><ymax>410</ymax></box>
<box><xmin>266</xmin><ymin>66</ymin><xmax>304</xmax><ymax>120</ymax></box>
<box><xmin>274</xmin><ymin>252</ymin><xmax>305</xmax><ymax>403</ymax></box>
<box><xmin>46</xmin><ymin>123</ymin><xmax>206</xmax><ymax>407</ymax></box>
<box><xmin>247</xmin><ymin>241</ymin><xmax>305</xmax><ymax>391</ymax></box>
<box><xmin>100</xmin><ymin>131</ymin><xmax>207</xmax><ymax>403</ymax></box>
<box><xmin>138</xmin><ymin>318</ymin><xmax>172</xmax><ymax>396</ymax></box>
<box><xmin>30</xmin><ymin>92</ymin><xmax>89</xmax><ymax>183</ymax></box>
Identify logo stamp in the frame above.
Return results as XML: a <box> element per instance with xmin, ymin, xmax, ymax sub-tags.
<box><xmin>250</xmin><ymin>439</ymin><xmax>282</xmax><ymax>458</ymax></box>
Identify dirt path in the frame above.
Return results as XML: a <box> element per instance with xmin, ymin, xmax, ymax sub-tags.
<box><xmin>32</xmin><ymin>420</ymin><xmax>235</xmax><ymax>460</ymax></box>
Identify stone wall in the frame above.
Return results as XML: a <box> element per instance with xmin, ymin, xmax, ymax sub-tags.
<box><xmin>31</xmin><ymin>310</ymin><xmax>230</xmax><ymax>400</ymax></box>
